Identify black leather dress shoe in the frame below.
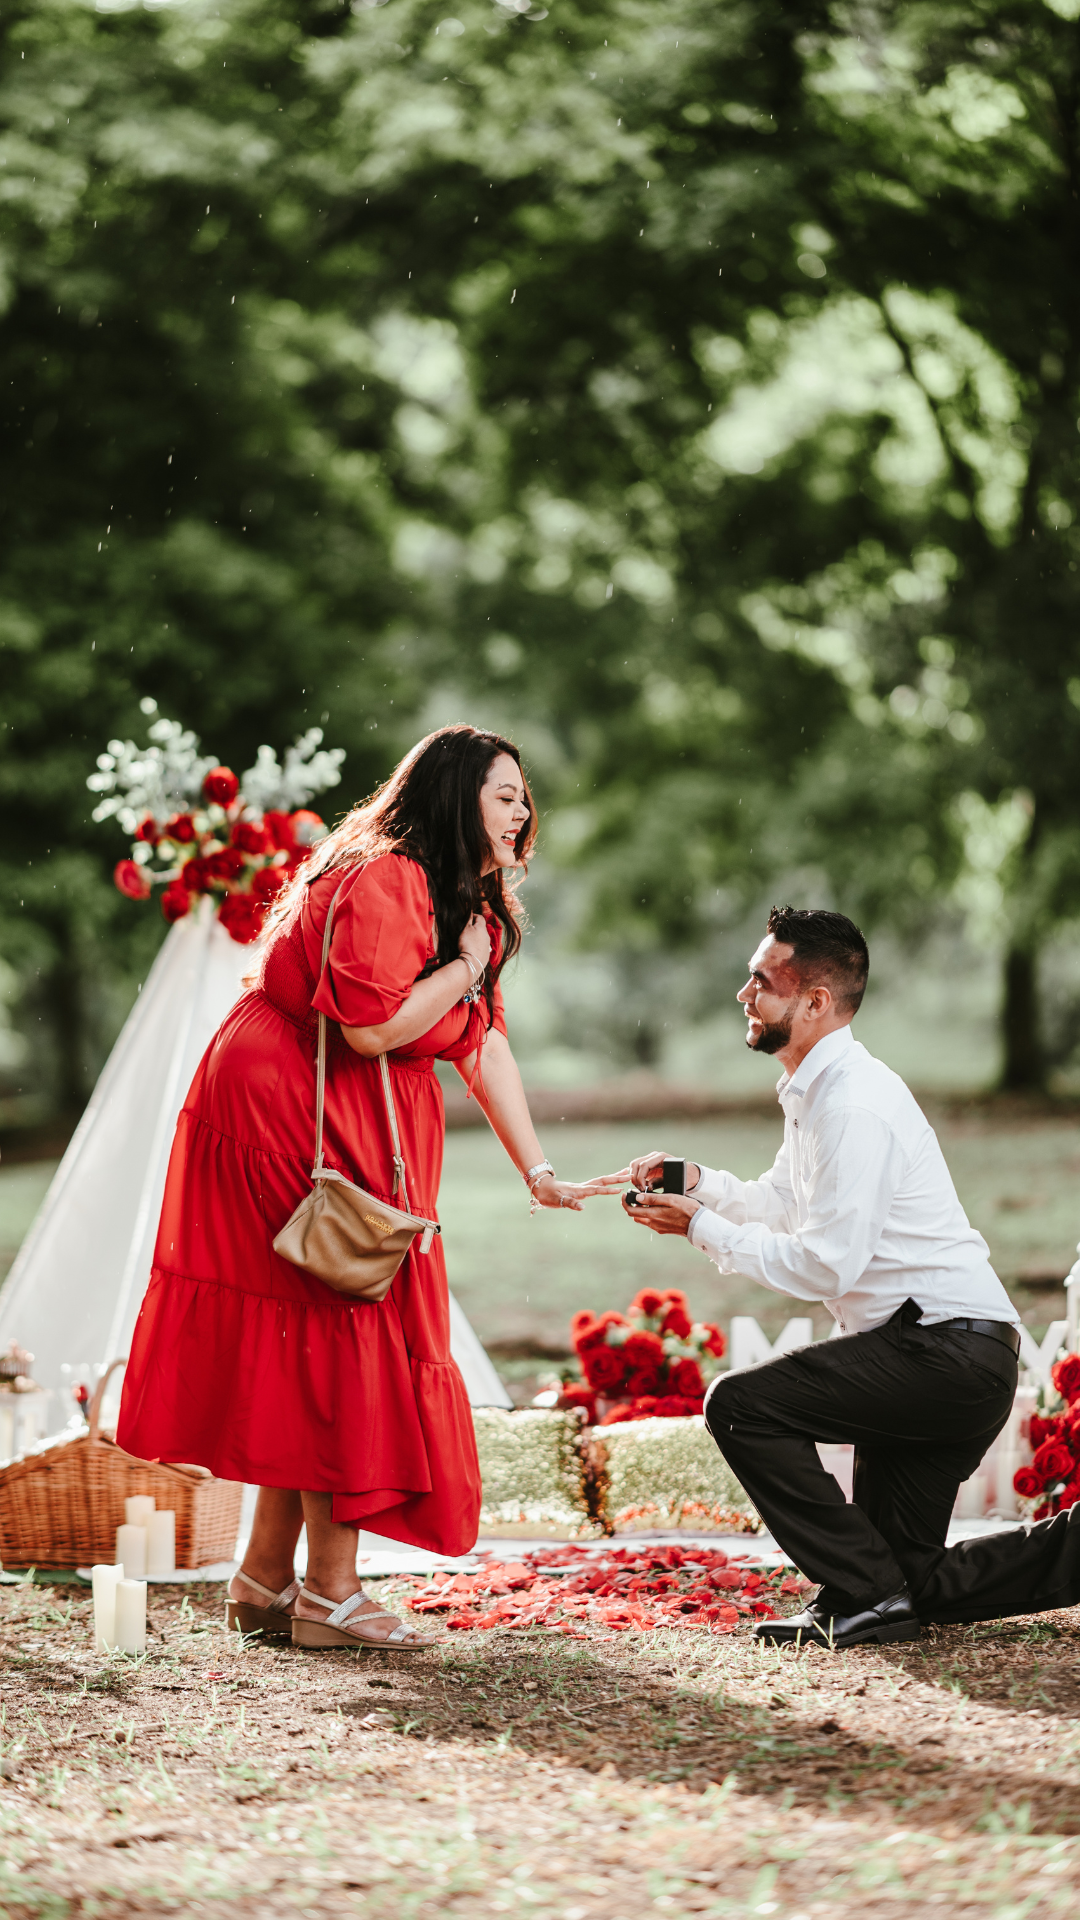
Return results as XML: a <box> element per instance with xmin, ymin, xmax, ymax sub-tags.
<box><xmin>753</xmin><ymin>1584</ymin><xmax>921</xmax><ymax>1650</ymax></box>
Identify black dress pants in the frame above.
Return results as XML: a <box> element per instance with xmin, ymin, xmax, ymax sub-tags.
<box><xmin>704</xmin><ymin>1299</ymin><xmax>1080</xmax><ymax>1624</ymax></box>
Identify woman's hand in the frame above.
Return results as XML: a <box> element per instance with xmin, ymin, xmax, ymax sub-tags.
<box><xmin>529</xmin><ymin>1175</ymin><xmax>596</xmax><ymax>1213</ymax></box>
<box><xmin>458</xmin><ymin>912</ymin><xmax>490</xmax><ymax>976</ymax></box>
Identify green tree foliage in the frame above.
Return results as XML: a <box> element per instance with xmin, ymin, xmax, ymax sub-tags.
<box><xmin>1</xmin><ymin>0</ymin><xmax>1077</xmax><ymax>1111</ymax></box>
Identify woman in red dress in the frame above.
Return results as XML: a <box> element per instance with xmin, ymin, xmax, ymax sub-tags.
<box><xmin>117</xmin><ymin>726</ymin><xmax>591</xmax><ymax>1650</ymax></box>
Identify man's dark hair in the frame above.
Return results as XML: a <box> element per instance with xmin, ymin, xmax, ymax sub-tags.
<box><xmin>766</xmin><ymin>906</ymin><xmax>869</xmax><ymax>1014</ymax></box>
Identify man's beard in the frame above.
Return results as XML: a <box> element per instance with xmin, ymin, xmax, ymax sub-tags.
<box><xmin>745</xmin><ymin>996</ymin><xmax>799</xmax><ymax>1055</ymax></box>
<box><xmin>746</xmin><ymin>1018</ymin><xmax>792</xmax><ymax>1056</ymax></box>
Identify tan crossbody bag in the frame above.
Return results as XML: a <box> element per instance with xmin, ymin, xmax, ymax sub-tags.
<box><xmin>272</xmin><ymin>879</ymin><xmax>440</xmax><ymax>1301</ymax></box>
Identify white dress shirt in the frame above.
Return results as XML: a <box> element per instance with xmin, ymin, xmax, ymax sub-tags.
<box><xmin>687</xmin><ymin>1024</ymin><xmax>1018</xmax><ymax>1336</ymax></box>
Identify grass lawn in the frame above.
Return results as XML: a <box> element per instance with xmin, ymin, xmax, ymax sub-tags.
<box><xmin>1</xmin><ymin>1577</ymin><xmax>1078</xmax><ymax>1917</ymax></box>
<box><xmin>2</xmin><ymin>1099</ymin><xmax>1078</xmax><ymax>1357</ymax></box>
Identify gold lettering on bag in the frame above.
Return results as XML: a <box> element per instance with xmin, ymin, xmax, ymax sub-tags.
<box><xmin>362</xmin><ymin>1213</ymin><xmax>395</xmax><ymax>1235</ymax></box>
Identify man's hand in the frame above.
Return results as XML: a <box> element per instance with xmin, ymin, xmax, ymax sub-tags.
<box><xmin>624</xmin><ymin>1191</ymin><xmax>699</xmax><ymax>1238</ymax></box>
<box><xmin>583</xmin><ymin>1149</ymin><xmax>703</xmax><ymax>1195</ymax></box>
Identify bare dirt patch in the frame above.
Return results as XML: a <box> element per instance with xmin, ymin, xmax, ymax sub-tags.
<box><xmin>0</xmin><ymin>1577</ymin><xmax>1078</xmax><ymax>1915</ymax></box>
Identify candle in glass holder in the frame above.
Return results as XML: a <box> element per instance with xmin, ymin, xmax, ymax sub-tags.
<box><xmin>146</xmin><ymin>1508</ymin><xmax>175</xmax><ymax>1577</ymax></box>
<box><xmin>125</xmin><ymin>1494</ymin><xmax>156</xmax><ymax>1527</ymax></box>
<box><xmin>91</xmin><ymin>1562</ymin><xmax>123</xmax><ymax>1654</ymax></box>
<box><xmin>114</xmin><ymin>1579</ymin><xmax>146</xmax><ymax>1653</ymax></box>
<box><xmin>116</xmin><ymin>1522</ymin><xmax>147</xmax><ymax>1579</ymax></box>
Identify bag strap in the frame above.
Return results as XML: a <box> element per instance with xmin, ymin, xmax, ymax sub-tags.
<box><xmin>312</xmin><ymin>879</ymin><xmax>412</xmax><ymax>1216</ymax></box>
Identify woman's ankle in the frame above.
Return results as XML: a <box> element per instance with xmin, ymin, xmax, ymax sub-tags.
<box><xmin>236</xmin><ymin>1562</ymin><xmax>296</xmax><ymax>1597</ymax></box>
<box><xmin>301</xmin><ymin>1571</ymin><xmax>364</xmax><ymax>1605</ymax></box>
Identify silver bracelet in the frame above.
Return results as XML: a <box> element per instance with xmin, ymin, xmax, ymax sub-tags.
<box><xmin>524</xmin><ymin>1160</ymin><xmax>555</xmax><ymax>1188</ymax></box>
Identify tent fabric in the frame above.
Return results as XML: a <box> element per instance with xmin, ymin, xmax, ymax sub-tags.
<box><xmin>0</xmin><ymin>900</ymin><xmax>511</xmax><ymax>1422</ymax></box>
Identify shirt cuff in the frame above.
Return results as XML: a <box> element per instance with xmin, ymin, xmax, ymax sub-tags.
<box><xmin>687</xmin><ymin>1206</ymin><xmax>737</xmax><ymax>1271</ymax></box>
<box><xmin>686</xmin><ymin>1164</ymin><xmax>744</xmax><ymax>1213</ymax></box>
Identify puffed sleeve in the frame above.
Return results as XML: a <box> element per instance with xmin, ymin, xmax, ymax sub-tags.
<box><xmin>311</xmin><ymin>855</ymin><xmax>433</xmax><ymax>1028</ymax></box>
<box><xmin>490</xmin><ymin>976</ymin><xmax>507</xmax><ymax>1038</ymax></box>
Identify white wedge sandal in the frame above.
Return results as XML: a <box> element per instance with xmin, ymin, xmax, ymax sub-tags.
<box><xmin>225</xmin><ymin>1573</ymin><xmax>301</xmax><ymax>1639</ymax></box>
<box><xmin>291</xmin><ymin>1586</ymin><xmax>433</xmax><ymax>1651</ymax></box>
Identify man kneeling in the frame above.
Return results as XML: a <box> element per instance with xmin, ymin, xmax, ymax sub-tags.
<box><xmin>616</xmin><ymin>906</ymin><xmax>1080</xmax><ymax>1649</ymax></box>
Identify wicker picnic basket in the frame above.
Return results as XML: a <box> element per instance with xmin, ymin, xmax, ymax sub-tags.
<box><xmin>0</xmin><ymin>1360</ymin><xmax>243</xmax><ymax>1571</ymax></box>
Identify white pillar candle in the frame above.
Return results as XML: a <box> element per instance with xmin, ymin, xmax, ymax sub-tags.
<box><xmin>996</xmin><ymin>1450</ymin><xmax>1021</xmax><ymax>1517</ymax></box>
<box><xmin>91</xmin><ymin>1562</ymin><xmax>123</xmax><ymax>1654</ymax></box>
<box><xmin>955</xmin><ymin>1475</ymin><xmax>986</xmax><ymax>1519</ymax></box>
<box><xmin>125</xmin><ymin>1494</ymin><xmax>156</xmax><ymax>1527</ymax></box>
<box><xmin>114</xmin><ymin>1579</ymin><xmax>147</xmax><ymax>1654</ymax></box>
<box><xmin>116</xmin><ymin>1523</ymin><xmax>147</xmax><ymax>1579</ymax></box>
<box><xmin>146</xmin><ymin>1509</ymin><xmax>175</xmax><ymax>1577</ymax></box>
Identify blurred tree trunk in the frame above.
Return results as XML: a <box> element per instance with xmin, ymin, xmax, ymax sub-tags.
<box><xmin>46</xmin><ymin>927</ymin><xmax>90</xmax><ymax>1119</ymax></box>
<box><xmin>1000</xmin><ymin>945</ymin><xmax>1044</xmax><ymax>1092</ymax></box>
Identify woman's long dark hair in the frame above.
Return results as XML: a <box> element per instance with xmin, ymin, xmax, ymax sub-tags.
<box><xmin>274</xmin><ymin>725</ymin><xmax>535</xmax><ymax>1015</ymax></box>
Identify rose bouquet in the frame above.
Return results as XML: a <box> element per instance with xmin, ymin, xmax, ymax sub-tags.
<box><xmin>1013</xmin><ymin>1354</ymin><xmax>1080</xmax><ymax>1519</ymax></box>
<box><xmin>555</xmin><ymin>1287</ymin><xmax>727</xmax><ymax>1427</ymax></box>
<box><xmin>89</xmin><ymin>700</ymin><xmax>345</xmax><ymax>945</ymax></box>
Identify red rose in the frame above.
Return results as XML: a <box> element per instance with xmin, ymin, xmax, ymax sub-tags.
<box><xmin>207</xmin><ymin>847</ymin><xmax>246</xmax><ymax>882</ymax></box>
<box><xmin>571</xmin><ymin>1310</ymin><xmax>601</xmax><ymax>1350</ymax></box>
<box><xmin>161</xmin><ymin>883</ymin><xmax>191</xmax><ymax>923</ymax></box>
<box><xmin>1058</xmin><ymin>1480</ymin><xmax>1080</xmax><ymax>1511</ymax></box>
<box><xmin>702</xmin><ymin>1323</ymin><xmax>727</xmax><ymax>1359</ymax></box>
<box><xmin>134</xmin><ymin>815</ymin><xmax>159</xmax><ymax>845</ymax></box>
<box><xmin>581</xmin><ymin>1345</ymin><xmax>629</xmax><ymax>1392</ymax></box>
<box><xmin>218</xmin><ymin>892</ymin><xmax>265</xmax><ymax>945</ymax></box>
<box><xmin>252</xmin><ymin>865</ymin><xmax>287</xmax><ymax>901</ymax></box>
<box><xmin>625</xmin><ymin>1366</ymin><xmax>664</xmax><ymax>1397</ymax></box>
<box><xmin>557</xmin><ymin>1384</ymin><xmax>597</xmax><ymax>1423</ymax></box>
<box><xmin>1033</xmin><ymin>1439</ymin><xmax>1075</xmax><ymax>1485</ymax></box>
<box><xmin>1013</xmin><ymin>1466</ymin><xmax>1043</xmax><ymax>1498</ymax></box>
<box><xmin>574</xmin><ymin>1310</ymin><xmax>627</xmax><ymax>1353</ymax></box>
<box><xmin>181</xmin><ymin>856</ymin><xmax>210</xmax><ymax>892</ymax></box>
<box><xmin>113</xmin><ymin>859</ymin><xmax>151</xmax><ymax>901</ymax></box>
<box><xmin>630</xmin><ymin>1288</ymin><xmax>665</xmax><ymax>1318</ymax></box>
<box><xmin>1029</xmin><ymin>1414</ymin><xmax>1063</xmax><ymax>1450</ymax></box>
<box><xmin>231</xmin><ymin>819</ymin><xmax>273</xmax><ymax>856</ymax></box>
<box><xmin>264</xmin><ymin>809</ymin><xmax>296</xmax><ymax>852</ymax></box>
<box><xmin>623</xmin><ymin>1330</ymin><xmax>664</xmax><ymax>1369</ymax></box>
<box><xmin>1052</xmin><ymin>1355</ymin><xmax>1080</xmax><ymax>1405</ymax></box>
<box><xmin>669</xmin><ymin>1357</ymin><xmax>705</xmax><ymax>1398</ymax></box>
<box><xmin>660</xmin><ymin>1289</ymin><xmax>689</xmax><ymax>1312</ymax></box>
<box><xmin>630</xmin><ymin>1396</ymin><xmax>659</xmax><ymax>1416</ymax></box>
<box><xmin>290</xmin><ymin>808</ymin><xmax>325</xmax><ymax>847</ymax></box>
<box><xmin>163</xmin><ymin>813</ymin><xmax>196</xmax><ymax>844</ymax></box>
<box><xmin>203</xmin><ymin>766</ymin><xmax>240</xmax><ymax>806</ymax></box>
<box><xmin>660</xmin><ymin>1304</ymin><xmax>692</xmax><ymax>1338</ymax></box>
<box><xmin>598</xmin><ymin>1404</ymin><xmax>637</xmax><ymax>1425</ymax></box>
<box><xmin>1034</xmin><ymin>1503</ymin><xmax>1052</xmax><ymax>1521</ymax></box>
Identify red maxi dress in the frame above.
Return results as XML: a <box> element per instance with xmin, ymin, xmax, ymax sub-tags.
<box><xmin>117</xmin><ymin>854</ymin><xmax>494</xmax><ymax>1556</ymax></box>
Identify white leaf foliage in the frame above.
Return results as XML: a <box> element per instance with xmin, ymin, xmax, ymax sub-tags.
<box><xmin>239</xmin><ymin>729</ymin><xmax>346</xmax><ymax>814</ymax></box>
<box><xmin>87</xmin><ymin>712</ymin><xmax>346</xmax><ymax>832</ymax></box>
<box><xmin>86</xmin><ymin>718</ymin><xmax>219</xmax><ymax>834</ymax></box>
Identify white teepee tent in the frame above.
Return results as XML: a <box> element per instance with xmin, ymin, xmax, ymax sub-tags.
<box><xmin>0</xmin><ymin>900</ymin><xmax>511</xmax><ymax>1422</ymax></box>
